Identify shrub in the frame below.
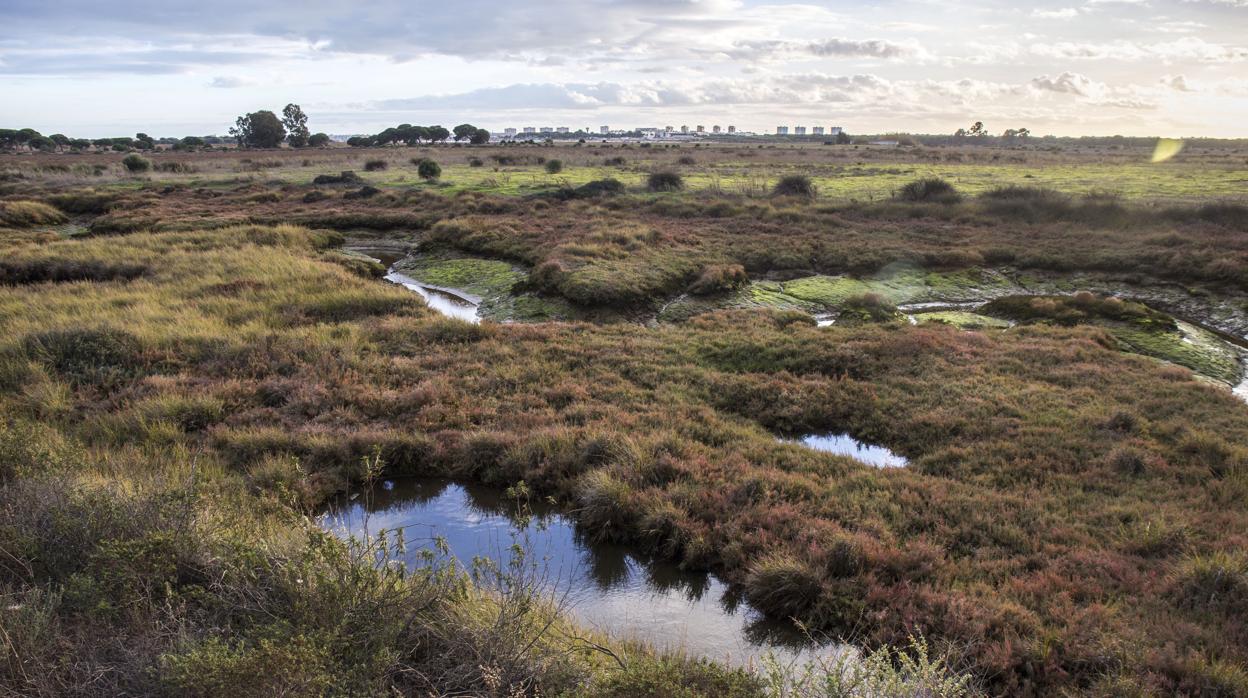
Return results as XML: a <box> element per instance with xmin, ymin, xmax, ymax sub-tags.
<box><xmin>468</xmin><ymin>157</ymin><xmax>484</xmax><ymax>167</ymax></box>
<box><xmin>154</xmin><ymin>161</ymin><xmax>195</xmax><ymax>173</ymax></box>
<box><xmin>302</xmin><ymin>190</ymin><xmax>331</xmax><ymax>203</ymax></box>
<box><xmin>343</xmin><ymin>185</ymin><xmax>381</xmax><ymax>200</ymax></box>
<box><xmin>363</xmin><ymin>159</ymin><xmax>388</xmax><ymax>172</ymax></box>
<box><xmin>688</xmin><ymin>264</ymin><xmax>748</xmax><ymax>295</ymax></box>
<box><xmin>773</xmin><ymin>175</ymin><xmax>816</xmax><ymax>199</ymax></box>
<box><xmin>677</xmin><ymin>155</ymin><xmax>697</xmax><ymax>166</ymax></box>
<box><xmin>544</xmin><ymin>159</ymin><xmax>563</xmax><ymax>175</ymax></box>
<box><xmin>896</xmin><ymin>177</ymin><xmax>961</xmax><ymax>203</ymax></box>
<box><xmin>647</xmin><ymin>171</ymin><xmax>684</xmax><ymax>192</ymax></box>
<box><xmin>416</xmin><ymin>159</ymin><xmax>441</xmax><ymax>181</ymax></box>
<box><xmin>121</xmin><ymin>154</ymin><xmax>151</xmax><ymax>173</ymax></box>
<box><xmin>311</xmin><ymin>171</ymin><xmax>362</xmax><ymax>185</ymax></box>
<box><xmin>604</xmin><ymin>156</ymin><xmax>626</xmax><ymax>166</ymax></box>
<box><xmin>0</xmin><ymin>201</ymin><xmax>68</xmax><ymax>227</ymax></box>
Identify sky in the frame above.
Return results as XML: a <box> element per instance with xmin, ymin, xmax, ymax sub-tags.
<box><xmin>1</xmin><ymin>0</ymin><xmax>1246</xmax><ymax>138</ymax></box>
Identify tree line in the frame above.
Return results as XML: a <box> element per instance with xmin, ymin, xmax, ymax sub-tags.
<box><xmin>345</xmin><ymin>123</ymin><xmax>490</xmax><ymax>147</ymax></box>
<box><xmin>0</xmin><ymin>129</ymin><xmax>230</xmax><ymax>153</ymax></box>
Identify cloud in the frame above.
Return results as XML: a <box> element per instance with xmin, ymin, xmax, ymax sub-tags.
<box><xmin>1030</xmin><ymin>72</ymin><xmax>1098</xmax><ymax>96</ymax></box>
<box><xmin>1032</xmin><ymin>8</ymin><xmax>1080</xmax><ymax>18</ymax></box>
<box><xmin>715</xmin><ymin>37</ymin><xmax>923</xmax><ymax>62</ymax></box>
<box><xmin>208</xmin><ymin>76</ymin><xmax>254</xmax><ymax>88</ymax></box>
<box><xmin>1029</xmin><ymin>37</ymin><xmax>1248</xmax><ymax>61</ymax></box>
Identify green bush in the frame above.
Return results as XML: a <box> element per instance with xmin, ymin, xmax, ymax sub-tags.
<box><xmin>416</xmin><ymin>159</ymin><xmax>441</xmax><ymax>181</ymax></box>
<box><xmin>647</xmin><ymin>171</ymin><xmax>684</xmax><ymax>192</ymax></box>
<box><xmin>544</xmin><ymin>159</ymin><xmax>563</xmax><ymax>174</ymax></box>
<box><xmin>122</xmin><ymin>154</ymin><xmax>151</xmax><ymax>173</ymax></box>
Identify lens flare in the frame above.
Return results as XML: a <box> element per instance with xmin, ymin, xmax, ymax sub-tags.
<box><xmin>1151</xmin><ymin>138</ymin><xmax>1184</xmax><ymax>163</ymax></box>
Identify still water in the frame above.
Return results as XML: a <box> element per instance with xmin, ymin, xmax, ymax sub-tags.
<box><xmin>321</xmin><ymin>478</ymin><xmax>822</xmax><ymax>665</ymax></box>
<box><xmin>792</xmin><ymin>434</ymin><xmax>908</xmax><ymax>468</ymax></box>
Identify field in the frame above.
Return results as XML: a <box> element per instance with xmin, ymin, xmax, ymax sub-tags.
<box><xmin>2</xmin><ymin>141</ymin><xmax>1248</xmax><ymax>696</ymax></box>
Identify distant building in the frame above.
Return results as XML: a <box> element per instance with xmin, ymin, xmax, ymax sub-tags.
<box><xmin>598</xmin><ymin>126</ymin><xmax>609</xmax><ymax>135</ymax></box>
<box><xmin>680</xmin><ymin>125</ymin><xmax>689</xmax><ymax>134</ymax></box>
<box><xmin>556</xmin><ymin>127</ymin><xmax>569</xmax><ymax>134</ymax></box>
<box><xmin>777</xmin><ymin>126</ymin><xmax>789</xmax><ymax>135</ymax></box>
<box><xmin>829</xmin><ymin>126</ymin><xmax>843</xmax><ymax>135</ymax></box>
<box><xmin>727</xmin><ymin>125</ymin><xmax>736</xmax><ymax>134</ymax></box>
<box><xmin>523</xmin><ymin>127</ymin><xmax>536</xmax><ymax>134</ymax></box>
<box><xmin>539</xmin><ymin>127</ymin><xmax>554</xmax><ymax>134</ymax></box>
<box><xmin>696</xmin><ymin>125</ymin><xmax>705</xmax><ymax>133</ymax></box>
<box><xmin>812</xmin><ymin>126</ymin><xmax>825</xmax><ymax>136</ymax></box>
<box><xmin>712</xmin><ymin>125</ymin><xmax>721</xmax><ymax>134</ymax></box>
<box><xmin>794</xmin><ymin>126</ymin><xmax>807</xmax><ymax>135</ymax></box>
<box><xmin>665</xmin><ymin>125</ymin><xmax>674</xmax><ymax>133</ymax></box>
<box><xmin>503</xmin><ymin>128</ymin><xmax>517</xmax><ymax>137</ymax></box>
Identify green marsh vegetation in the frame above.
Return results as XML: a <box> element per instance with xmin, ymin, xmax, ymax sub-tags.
<box><xmin>2</xmin><ymin>142</ymin><xmax>1248</xmax><ymax>695</ymax></box>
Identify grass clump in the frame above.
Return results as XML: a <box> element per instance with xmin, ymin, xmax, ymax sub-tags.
<box><xmin>896</xmin><ymin>177</ymin><xmax>961</xmax><ymax>203</ymax></box>
<box><xmin>647</xmin><ymin>171</ymin><xmax>684</xmax><ymax>192</ymax></box>
<box><xmin>688</xmin><ymin>264</ymin><xmax>748</xmax><ymax>295</ymax></box>
<box><xmin>0</xmin><ymin>200</ymin><xmax>68</xmax><ymax>227</ymax></box>
<box><xmin>773</xmin><ymin>175</ymin><xmax>817</xmax><ymax>199</ymax></box>
<box><xmin>744</xmin><ymin>553</ymin><xmax>822</xmax><ymax>619</ymax></box>
<box><xmin>363</xmin><ymin>159</ymin><xmax>388</xmax><ymax>172</ymax></box>
<box><xmin>981</xmin><ymin>292</ymin><xmax>1174</xmax><ymax>330</ymax></box>
<box><xmin>22</xmin><ymin>327</ymin><xmax>144</xmax><ymax>388</ymax></box>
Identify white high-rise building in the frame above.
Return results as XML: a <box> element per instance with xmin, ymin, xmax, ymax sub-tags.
<box><xmin>556</xmin><ymin>127</ymin><xmax>569</xmax><ymax>134</ymax></box>
<box><xmin>794</xmin><ymin>126</ymin><xmax>807</xmax><ymax>135</ymax></box>
<box><xmin>503</xmin><ymin>128</ymin><xmax>517</xmax><ymax>137</ymax></box>
<box><xmin>812</xmin><ymin>126</ymin><xmax>825</xmax><ymax>135</ymax></box>
<box><xmin>712</xmin><ymin>125</ymin><xmax>721</xmax><ymax>134</ymax></box>
<box><xmin>523</xmin><ymin>127</ymin><xmax>536</xmax><ymax>134</ymax></box>
<box><xmin>727</xmin><ymin>125</ymin><xmax>736</xmax><ymax>134</ymax></box>
<box><xmin>600</xmin><ymin>125</ymin><xmax>609</xmax><ymax>134</ymax></box>
<box><xmin>777</xmin><ymin>126</ymin><xmax>789</xmax><ymax>135</ymax></box>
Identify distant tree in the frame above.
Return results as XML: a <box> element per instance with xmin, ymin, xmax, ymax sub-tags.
<box><xmin>308</xmin><ymin>132</ymin><xmax>330</xmax><ymax>147</ymax></box>
<box><xmin>835</xmin><ymin>131</ymin><xmax>851</xmax><ymax>144</ymax></box>
<box><xmin>1017</xmin><ymin>127</ymin><xmax>1030</xmax><ymax>138</ymax></box>
<box><xmin>282</xmin><ymin>104</ymin><xmax>310</xmax><ymax>147</ymax></box>
<box><xmin>27</xmin><ymin>135</ymin><xmax>55</xmax><ymax>152</ymax></box>
<box><xmin>346</xmin><ymin>136</ymin><xmax>374</xmax><ymax>147</ymax></box>
<box><xmin>135</xmin><ymin>133</ymin><xmax>156</xmax><ymax>150</ymax></box>
<box><xmin>229</xmin><ymin>110</ymin><xmax>286</xmax><ymax>148</ymax></box>
<box><xmin>178</xmin><ymin>136</ymin><xmax>205</xmax><ymax>151</ymax></box>
<box><xmin>416</xmin><ymin>158</ymin><xmax>441</xmax><ymax>180</ymax></box>
<box><xmin>968</xmin><ymin>121</ymin><xmax>986</xmax><ymax>137</ymax></box>
<box><xmin>69</xmin><ymin>138</ymin><xmax>92</xmax><ymax>151</ymax></box>
<box><xmin>452</xmin><ymin>123</ymin><xmax>478</xmax><ymax>141</ymax></box>
<box><xmin>49</xmin><ymin>133</ymin><xmax>71</xmax><ymax>151</ymax></box>
<box><xmin>427</xmin><ymin>125</ymin><xmax>450</xmax><ymax>143</ymax></box>
<box><xmin>469</xmin><ymin>128</ymin><xmax>490</xmax><ymax>145</ymax></box>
